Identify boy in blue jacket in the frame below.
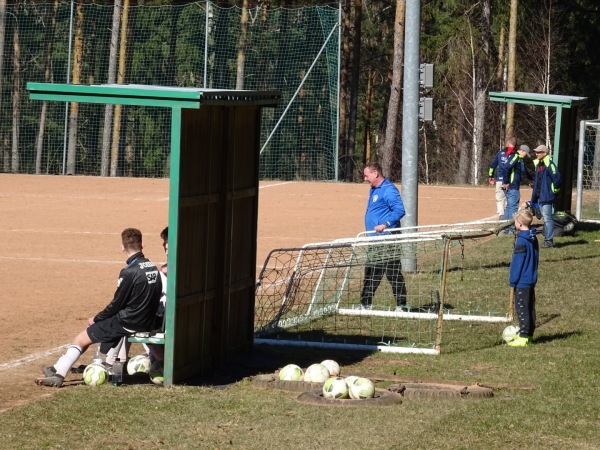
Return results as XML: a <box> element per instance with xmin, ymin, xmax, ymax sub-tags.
<box><xmin>507</xmin><ymin>209</ymin><xmax>539</xmax><ymax>347</ymax></box>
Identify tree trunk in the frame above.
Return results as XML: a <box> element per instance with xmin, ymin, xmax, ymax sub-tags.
<box><xmin>11</xmin><ymin>22</ymin><xmax>20</xmax><ymax>173</ymax></box>
<box><xmin>346</xmin><ymin>0</ymin><xmax>362</xmax><ymax>182</ymax></box>
<box><xmin>0</xmin><ymin>0</ymin><xmax>6</xmax><ymax>172</ymax></box>
<box><xmin>505</xmin><ymin>0</ymin><xmax>518</xmax><ymax>139</ymax></box>
<box><xmin>66</xmin><ymin>4</ymin><xmax>84</xmax><ymax>175</ymax></box>
<box><xmin>338</xmin><ymin>0</ymin><xmax>351</xmax><ymax>180</ymax></box>
<box><xmin>101</xmin><ymin>0</ymin><xmax>122</xmax><ymax>177</ymax></box>
<box><xmin>363</xmin><ymin>69</ymin><xmax>375</xmax><ymax>165</ymax></box>
<box><xmin>455</xmin><ymin>92</ymin><xmax>470</xmax><ymax>185</ymax></box>
<box><xmin>111</xmin><ymin>0</ymin><xmax>130</xmax><ymax>177</ymax></box>
<box><xmin>35</xmin><ymin>0</ymin><xmax>59</xmax><ymax>175</ymax></box>
<box><xmin>496</xmin><ymin>25</ymin><xmax>505</xmax><ymax>88</ymax></box>
<box><xmin>471</xmin><ymin>0</ymin><xmax>491</xmax><ymax>185</ymax></box>
<box><xmin>236</xmin><ymin>0</ymin><xmax>249</xmax><ymax>89</ymax></box>
<box><xmin>379</xmin><ymin>0</ymin><xmax>405</xmax><ymax>179</ymax></box>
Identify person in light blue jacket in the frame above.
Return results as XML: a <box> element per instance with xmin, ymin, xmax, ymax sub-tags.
<box><xmin>360</xmin><ymin>162</ymin><xmax>406</xmax><ymax>310</ymax></box>
<box><xmin>507</xmin><ymin>209</ymin><xmax>539</xmax><ymax>347</ymax></box>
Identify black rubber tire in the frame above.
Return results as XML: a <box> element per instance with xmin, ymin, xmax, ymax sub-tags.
<box><xmin>250</xmin><ymin>374</ymin><xmax>324</xmax><ymax>393</ymax></box>
<box><xmin>250</xmin><ymin>375</ymin><xmax>493</xmax><ymax>400</ymax></box>
<box><xmin>399</xmin><ymin>382</ymin><xmax>493</xmax><ymax>399</ymax></box>
<box><xmin>296</xmin><ymin>389</ymin><xmax>403</xmax><ymax>407</ymax></box>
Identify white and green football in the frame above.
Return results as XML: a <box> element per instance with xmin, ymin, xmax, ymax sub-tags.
<box><xmin>322</xmin><ymin>376</ymin><xmax>349</xmax><ymax>399</ymax></box>
<box><xmin>303</xmin><ymin>363</ymin><xmax>330</xmax><ymax>383</ymax></box>
<box><xmin>83</xmin><ymin>363</ymin><xmax>108</xmax><ymax>386</ymax></box>
<box><xmin>344</xmin><ymin>375</ymin><xmax>359</xmax><ymax>388</ymax></box>
<box><xmin>502</xmin><ymin>325</ymin><xmax>520</xmax><ymax>343</ymax></box>
<box><xmin>278</xmin><ymin>364</ymin><xmax>304</xmax><ymax>381</ymax></box>
<box><xmin>127</xmin><ymin>354</ymin><xmax>152</xmax><ymax>375</ymax></box>
<box><xmin>349</xmin><ymin>377</ymin><xmax>375</xmax><ymax>399</ymax></box>
<box><xmin>321</xmin><ymin>359</ymin><xmax>340</xmax><ymax>376</ymax></box>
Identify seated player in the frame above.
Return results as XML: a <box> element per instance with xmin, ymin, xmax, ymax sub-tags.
<box><xmin>35</xmin><ymin>228</ymin><xmax>162</xmax><ymax>387</ymax></box>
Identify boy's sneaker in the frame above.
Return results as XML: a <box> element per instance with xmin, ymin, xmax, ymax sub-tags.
<box><xmin>541</xmin><ymin>240</ymin><xmax>554</xmax><ymax>248</ymax></box>
<box><xmin>359</xmin><ymin>303</ymin><xmax>372</xmax><ymax>310</ymax></box>
<box><xmin>35</xmin><ymin>374</ymin><xmax>64</xmax><ymax>387</ymax></box>
<box><xmin>41</xmin><ymin>366</ymin><xmax>57</xmax><ymax>377</ymax></box>
<box><xmin>507</xmin><ymin>336</ymin><xmax>529</xmax><ymax>347</ymax></box>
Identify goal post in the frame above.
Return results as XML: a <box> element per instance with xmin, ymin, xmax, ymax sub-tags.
<box><xmin>576</xmin><ymin>119</ymin><xmax>600</xmax><ymax>222</ymax></box>
<box><xmin>254</xmin><ymin>221</ymin><xmax>514</xmax><ymax>355</ymax></box>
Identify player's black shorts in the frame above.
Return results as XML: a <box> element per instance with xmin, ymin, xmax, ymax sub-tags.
<box><xmin>87</xmin><ymin>316</ymin><xmax>135</xmax><ymax>354</ymax></box>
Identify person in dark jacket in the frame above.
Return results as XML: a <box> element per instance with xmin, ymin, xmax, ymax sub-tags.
<box><xmin>35</xmin><ymin>228</ymin><xmax>162</xmax><ymax>387</ymax></box>
<box><xmin>488</xmin><ymin>136</ymin><xmax>516</xmax><ymax>219</ymax></box>
<box><xmin>531</xmin><ymin>145</ymin><xmax>561</xmax><ymax>248</ymax></box>
<box><xmin>500</xmin><ymin>144</ymin><xmax>531</xmax><ymax>232</ymax></box>
<box><xmin>507</xmin><ymin>209</ymin><xmax>539</xmax><ymax>347</ymax></box>
<box><xmin>360</xmin><ymin>162</ymin><xmax>407</xmax><ymax>310</ymax></box>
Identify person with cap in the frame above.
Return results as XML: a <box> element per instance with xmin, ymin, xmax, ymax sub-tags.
<box><xmin>531</xmin><ymin>145</ymin><xmax>561</xmax><ymax>248</ymax></box>
<box><xmin>488</xmin><ymin>136</ymin><xmax>516</xmax><ymax>219</ymax></box>
<box><xmin>499</xmin><ymin>143</ymin><xmax>531</xmax><ymax>233</ymax></box>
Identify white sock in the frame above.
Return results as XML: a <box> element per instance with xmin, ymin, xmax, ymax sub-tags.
<box><xmin>106</xmin><ymin>338</ymin><xmax>130</xmax><ymax>365</ymax></box>
<box><xmin>54</xmin><ymin>345</ymin><xmax>83</xmax><ymax>377</ymax></box>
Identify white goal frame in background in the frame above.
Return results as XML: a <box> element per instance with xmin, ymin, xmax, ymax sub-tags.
<box><xmin>576</xmin><ymin>119</ymin><xmax>600</xmax><ymax>222</ymax></box>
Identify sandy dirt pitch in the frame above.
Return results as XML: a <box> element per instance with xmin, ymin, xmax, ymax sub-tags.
<box><xmin>0</xmin><ymin>174</ymin><xmax>497</xmax><ymax>411</ymax></box>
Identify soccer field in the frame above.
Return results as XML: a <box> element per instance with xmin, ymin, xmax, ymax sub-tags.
<box><xmin>0</xmin><ymin>174</ymin><xmax>496</xmax><ymax>410</ymax></box>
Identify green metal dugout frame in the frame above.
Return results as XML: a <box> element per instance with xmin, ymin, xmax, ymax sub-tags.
<box><xmin>489</xmin><ymin>91</ymin><xmax>587</xmax><ymax>212</ymax></box>
<box><xmin>27</xmin><ymin>82</ymin><xmax>280</xmax><ymax>386</ymax></box>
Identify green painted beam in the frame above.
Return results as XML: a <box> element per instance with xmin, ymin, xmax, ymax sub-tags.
<box><xmin>27</xmin><ymin>83</ymin><xmax>280</xmax><ymax>109</ymax></box>
<box><xmin>489</xmin><ymin>91</ymin><xmax>586</xmax><ymax>108</ymax></box>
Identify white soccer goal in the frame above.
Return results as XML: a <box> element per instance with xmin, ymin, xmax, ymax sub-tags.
<box><xmin>576</xmin><ymin>119</ymin><xmax>600</xmax><ymax>222</ymax></box>
<box><xmin>254</xmin><ymin>220</ymin><xmax>513</xmax><ymax>355</ymax></box>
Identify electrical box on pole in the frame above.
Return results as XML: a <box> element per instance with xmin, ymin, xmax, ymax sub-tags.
<box><xmin>419</xmin><ymin>97</ymin><xmax>433</xmax><ymax>121</ymax></box>
<box><xmin>419</xmin><ymin>64</ymin><xmax>434</xmax><ymax>89</ymax></box>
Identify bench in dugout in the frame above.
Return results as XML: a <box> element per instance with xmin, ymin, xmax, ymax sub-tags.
<box><xmin>128</xmin><ymin>309</ymin><xmax>165</xmax><ymax>345</ymax></box>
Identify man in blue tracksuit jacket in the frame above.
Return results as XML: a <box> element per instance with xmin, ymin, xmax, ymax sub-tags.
<box><xmin>361</xmin><ymin>162</ymin><xmax>407</xmax><ymax>310</ymax></box>
<box><xmin>507</xmin><ymin>209</ymin><xmax>539</xmax><ymax>347</ymax></box>
<box><xmin>531</xmin><ymin>145</ymin><xmax>561</xmax><ymax>248</ymax></box>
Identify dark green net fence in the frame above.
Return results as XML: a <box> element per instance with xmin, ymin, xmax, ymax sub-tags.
<box><xmin>0</xmin><ymin>1</ymin><xmax>340</xmax><ymax>180</ymax></box>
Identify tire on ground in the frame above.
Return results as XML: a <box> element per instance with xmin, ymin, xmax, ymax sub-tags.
<box><xmin>296</xmin><ymin>389</ymin><xmax>403</xmax><ymax>407</ymax></box>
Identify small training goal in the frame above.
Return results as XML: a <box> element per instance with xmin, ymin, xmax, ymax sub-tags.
<box><xmin>254</xmin><ymin>221</ymin><xmax>514</xmax><ymax>355</ymax></box>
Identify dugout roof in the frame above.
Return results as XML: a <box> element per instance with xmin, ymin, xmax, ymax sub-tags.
<box><xmin>489</xmin><ymin>91</ymin><xmax>587</xmax><ymax>212</ymax></box>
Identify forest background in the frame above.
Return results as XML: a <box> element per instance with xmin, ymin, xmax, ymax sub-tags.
<box><xmin>0</xmin><ymin>0</ymin><xmax>599</xmax><ymax>184</ymax></box>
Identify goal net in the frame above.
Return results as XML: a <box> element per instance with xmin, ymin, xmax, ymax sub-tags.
<box><xmin>254</xmin><ymin>221</ymin><xmax>514</xmax><ymax>355</ymax></box>
<box><xmin>576</xmin><ymin>119</ymin><xmax>600</xmax><ymax>222</ymax></box>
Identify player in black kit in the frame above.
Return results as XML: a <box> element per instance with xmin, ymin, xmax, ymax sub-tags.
<box><xmin>35</xmin><ymin>228</ymin><xmax>162</xmax><ymax>387</ymax></box>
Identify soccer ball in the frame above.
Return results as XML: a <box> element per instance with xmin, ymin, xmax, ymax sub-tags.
<box><xmin>303</xmin><ymin>363</ymin><xmax>330</xmax><ymax>383</ymax></box>
<box><xmin>149</xmin><ymin>360</ymin><xmax>164</xmax><ymax>386</ymax></box>
<box><xmin>349</xmin><ymin>377</ymin><xmax>375</xmax><ymax>399</ymax></box>
<box><xmin>321</xmin><ymin>359</ymin><xmax>340</xmax><ymax>376</ymax></box>
<box><xmin>322</xmin><ymin>376</ymin><xmax>349</xmax><ymax>399</ymax></box>
<box><xmin>127</xmin><ymin>354</ymin><xmax>152</xmax><ymax>375</ymax></box>
<box><xmin>502</xmin><ymin>325</ymin><xmax>520</xmax><ymax>343</ymax></box>
<box><xmin>278</xmin><ymin>364</ymin><xmax>304</xmax><ymax>381</ymax></box>
<box><xmin>83</xmin><ymin>363</ymin><xmax>108</xmax><ymax>386</ymax></box>
<box><xmin>344</xmin><ymin>375</ymin><xmax>359</xmax><ymax>388</ymax></box>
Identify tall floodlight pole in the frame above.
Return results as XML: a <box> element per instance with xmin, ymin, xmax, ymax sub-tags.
<box><xmin>401</xmin><ymin>0</ymin><xmax>421</xmax><ymax>271</ymax></box>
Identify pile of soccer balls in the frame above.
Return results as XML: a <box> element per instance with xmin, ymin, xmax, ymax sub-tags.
<box><xmin>82</xmin><ymin>354</ymin><xmax>164</xmax><ymax>386</ymax></box>
<box><xmin>277</xmin><ymin>359</ymin><xmax>375</xmax><ymax>400</ymax></box>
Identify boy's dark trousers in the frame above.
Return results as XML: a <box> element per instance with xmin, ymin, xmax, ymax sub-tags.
<box><xmin>514</xmin><ymin>287</ymin><xmax>536</xmax><ymax>337</ymax></box>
